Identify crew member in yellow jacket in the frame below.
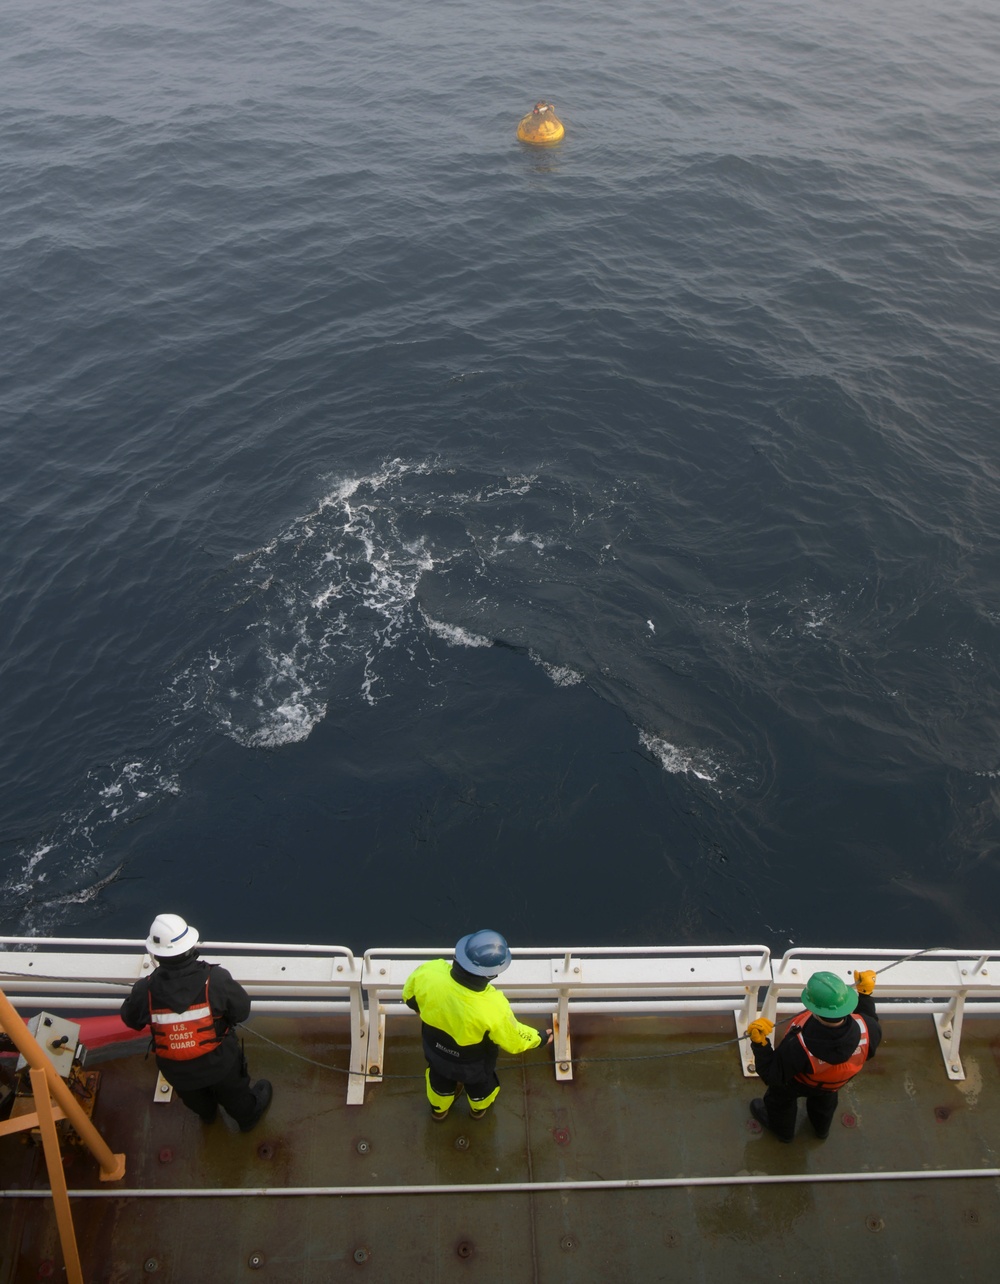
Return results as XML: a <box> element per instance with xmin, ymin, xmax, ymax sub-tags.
<box><xmin>402</xmin><ymin>930</ymin><xmax>553</xmax><ymax>1119</ymax></box>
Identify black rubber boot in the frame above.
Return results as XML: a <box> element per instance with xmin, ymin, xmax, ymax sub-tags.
<box><xmin>239</xmin><ymin>1079</ymin><xmax>273</xmax><ymax>1133</ymax></box>
<box><xmin>750</xmin><ymin>1098</ymin><xmax>793</xmax><ymax>1143</ymax></box>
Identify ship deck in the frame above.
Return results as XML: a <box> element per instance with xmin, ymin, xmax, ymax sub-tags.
<box><xmin>3</xmin><ymin>1009</ymin><xmax>1000</xmax><ymax>1282</ymax></box>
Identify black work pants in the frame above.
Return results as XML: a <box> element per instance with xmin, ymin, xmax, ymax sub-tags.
<box><xmin>167</xmin><ymin>1056</ymin><xmax>258</xmax><ymax>1127</ymax></box>
<box><xmin>428</xmin><ymin>1065</ymin><xmax>500</xmax><ymax>1104</ymax></box>
<box><xmin>762</xmin><ymin>1083</ymin><xmax>839</xmax><ymax>1141</ymax></box>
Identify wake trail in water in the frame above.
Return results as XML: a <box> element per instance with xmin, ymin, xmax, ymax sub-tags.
<box><xmin>4</xmin><ymin>458</ymin><xmax>740</xmax><ymax>931</ymax></box>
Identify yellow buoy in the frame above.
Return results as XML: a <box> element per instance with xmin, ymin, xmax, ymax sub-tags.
<box><xmin>517</xmin><ymin>102</ymin><xmax>565</xmax><ymax>146</ymax></box>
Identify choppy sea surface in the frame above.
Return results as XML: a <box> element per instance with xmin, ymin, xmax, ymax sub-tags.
<box><xmin>2</xmin><ymin>0</ymin><xmax>999</xmax><ymax>954</ymax></box>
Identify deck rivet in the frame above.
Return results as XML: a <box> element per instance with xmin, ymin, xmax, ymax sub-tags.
<box><xmin>158</xmin><ymin>1148</ymin><xmax>173</xmax><ymax>1164</ymax></box>
<box><xmin>553</xmin><ymin>1127</ymin><xmax>571</xmax><ymax>1145</ymax></box>
<box><xmin>37</xmin><ymin>1263</ymin><xmax>56</xmax><ymax>1280</ymax></box>
<box><xmin>368</xmin><ymin>1065</ymin><xmax>380</xmax><ymax>1077</ymax></box>
<box><xmin>356</xmin><ymin>1139</ymin><xmax>370</xmax><ymax>1154</ymax></box>
<box><xmin>951</xmin><ymin>1065</ymin><xmax>961</xmax><ymax>1074</ymax></box>
<box><xmin>560</xmin><ymin>1235</ymin><xmax>577</xmax><ymax>1251</ymax></box>
<box><xmin>791</xmin><ymin>968</ymin><xmax>798</xmax><ymax>975</ymax></box>
<box><xmin>454</xmin><ymin>1135</ymin><xmax>470</xmax><ymax>1151</ymax></box>
<box><xmin>456</xmin><ymin>1241</ymin><xmax>474</xmax><ymax>1259</ymax></box>
<box><xmin>664</xmin><ymin>1232</ymin><xmax>680</xmax><ymax>1247</ymax></box>
<box><xmin>353</xmin><ymin>1247</ymin><xmax>370</xmax><ymax>1264</ymax></box>
<box><xmin>963</xmin><ymin>1209</ymin><xmax>980</xmax><ymax>1225</ymax></box>
<box><xmin>559</xmin><ymin>1062</ymin><xmax>570</xmax><ymax>1072</ymax></box>
<box><xmin>379</xmin><ymin>968</ymin><xmax>386</xmax><ymax>976</ymax></box>
<box><xmin>248</xmin><ymin>1252</ymin><xmax>265</xmax><ymax>1270</ymax></box>
<box><xmin>865</xmin><ymin>1215</ymin><xmax>884</xmax><ymax>1233</ymax></box>
<box><xmin>257</xmin><ymin>1142</ymin><xmax>274</xmax><ymax>1160</ymax></box>
<box><xmin>841</xmin><ymin>1113</ymin><xmax>857</xmax><ymax>1128</ymax></box>
<box><xmin>143</xmin><ymin>1260</ymin><xmax>159</xmax><ymax>1274</ymax></box>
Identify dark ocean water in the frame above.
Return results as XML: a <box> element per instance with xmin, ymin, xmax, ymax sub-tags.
<box><xmin>2</xmin><ymin>0</ymin><xmax>999</xmax><ymax>954</ymax></box>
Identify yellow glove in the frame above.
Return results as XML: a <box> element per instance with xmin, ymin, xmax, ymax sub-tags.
<box><xmin>854</xmin><ymin>969</ymin><xmax>876</xmax><ymax>996</ymax></box>
<box><xmin>747</xmin><ymin>1017</ymin><xmax>774</xmax><ymax>1046</ymax></box>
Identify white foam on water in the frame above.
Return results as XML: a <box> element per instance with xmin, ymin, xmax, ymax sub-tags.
<box><xmin>801</xmin><ymin>594</ymin><xmax>837</xmax><ymax>635</ymax></box>
<box><xmin>497</xmin><ymin>528</ymin><xmax>548</xmax><ymax>553</ymax></box>
<box><xmin>421</xmin><ymin>610</ymin><xmax>493</xmax><ymax>649</ymax></box>
<box><xmin>639</xmin><ymin>730</ymin><xmax>718</xmax><ymax>782</ymax></box>
<box><xmin>97</xmin><ymin>759</ymin><xmax>181</xmax><ymax>818</ymax></box>
<box><xmin>1</xmin><ymin>756</ymin><xmax>182</xmax><ymax>933</ymax></box>
<box><xmin>530</xmin><ymin>651</ymin><xmax>583</xmax><ymax>687</ymax></box>
<box><xmin>240</xmin><ymin>642</ymin><xmax>329</xmax><ymax>748</ymax></box>
<box><xmin>8</xmin><ymin>460</ymin><xmax>730</xmax><ymax>931</ymax></box>
<box><xmin>174</xmin><ymin>460</ymin><xmax>610</xmax><ymax>744</ymax></box>
<box><xmin>172</xmin><ymin>461</ymin><xmax>445</xmax><ymax>741</ymax></box>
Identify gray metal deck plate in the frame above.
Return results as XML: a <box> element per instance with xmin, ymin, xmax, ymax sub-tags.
<box><xmin>3</xmin><ymin>1013</ymin><xmax>1000</xmax><ymax>1281</ymax></box>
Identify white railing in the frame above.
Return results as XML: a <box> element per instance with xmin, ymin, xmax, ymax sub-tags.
<box><xmin>2</xmin><ymin>938</ymin><xmax>998</xmax><ymax>1101</ymax></box>
<box><xmin>362</xmin><ymin>944</ymin><xmax>771</xmax><ymax>1092</ymax></box>
<box><xmin>766</xmin><ymin>947</ymin><xmax>1000</xmax><ymax>1081</ymax></box>
<box><xmin>0</xmin><ymin>936</ymin><xmax>368</xmax><ymax>1100</ymax></box>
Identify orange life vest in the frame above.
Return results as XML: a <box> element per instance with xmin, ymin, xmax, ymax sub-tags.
<box><xmin>787</xmin><ymin>1010</ymin><xmax>869</xmax><ymax>1090</ymax></box>
<box><xmin>148</xmin><ymin>978</ymin><xmax>223</xmax><ymax>1061</ymax></box>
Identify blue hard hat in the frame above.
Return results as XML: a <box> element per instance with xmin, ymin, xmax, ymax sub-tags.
<box><xmin>455</xmin><ymin>930</ymin><xmax>511</xmax><ymax>977</ymax></box>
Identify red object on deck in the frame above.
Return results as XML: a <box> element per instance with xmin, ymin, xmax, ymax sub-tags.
<box><xmin>78</xmin><ymin>1015</ymin><xmax>143</xmax><ymax>1048</ymax></box>
<box><xmin>77</xmin><ymin>1014</ymin><xmax>148</xmax><ymax>1063</ymax></box>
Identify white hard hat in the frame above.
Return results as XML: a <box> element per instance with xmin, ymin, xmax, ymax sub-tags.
<box><xmin>145</xmin><ymin>913</ymin><xmax>200</xmax><ymax>958</ymax></box>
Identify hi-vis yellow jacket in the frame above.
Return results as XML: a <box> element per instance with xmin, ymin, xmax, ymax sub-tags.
<box><xmin>402</xmin><ymin>958</ymin><xmax>542</xmax><ymax>1058</ymax></box>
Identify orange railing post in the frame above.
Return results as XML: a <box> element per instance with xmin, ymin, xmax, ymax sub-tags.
<box><xmin>29</xmin><ymin>1066</ymin><xmax>84</xmax><ymax>1284</ymax></box>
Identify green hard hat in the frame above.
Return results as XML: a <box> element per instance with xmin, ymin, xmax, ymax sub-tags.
<box><xmin>801</xmin><ymin>970</ymin><xmax>858</xmax><ymax>1019</ymax></box>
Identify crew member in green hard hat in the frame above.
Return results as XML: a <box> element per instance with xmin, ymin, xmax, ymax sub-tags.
<box><xmin>402</xmin><ymin>930</ymin><xmax>553</xmax><ymax>1121</ymax></box>
<box><xmin>745</xmin><ymin>968</ymin><xmax>881</xmax><ymax>1142</ymax></box>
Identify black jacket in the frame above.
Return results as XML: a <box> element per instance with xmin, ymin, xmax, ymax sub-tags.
<box><xmin>753</xmin><ymin>993</ymin><xmax>881</xmax><ymax>1091</ymax></box>
<box><xmin>120</xmin><ymin>955</ymin><xmax>250</xmax><ymax>1089</ymax></box>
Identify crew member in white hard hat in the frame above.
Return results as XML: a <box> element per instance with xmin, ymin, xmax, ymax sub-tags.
<box><xmin>402</xmin><ymin>929</ymin><xmax>553</xmax><ymax>1121</ymax></box>
<box><xmin>120</xmin><ymin>914</ymin><xmax>273</xmax><ymax>1131</ymax></box>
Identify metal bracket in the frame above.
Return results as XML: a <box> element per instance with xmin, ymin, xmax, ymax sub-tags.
<box><xmin>346</xmin><ymin>981</ymin><xmax>369</xmax><ymax>1106</ymax></box>
<box><xmin>550</xmin><ymin>955</ymin><xmax>582</xmax><ymax>984</ymax></box>
<box><xmin>553</xmin><ymin>1011</ymin><xmax>572</xmax><ymax>1081</ymax></box>
<box><xmin>547</xmin><ymin>956</ymin><xmax>580</xmax><ymax>1083</ymax></box>
<box><xmin>153</xmin><ymin>1071</ymin><xmax>173</xmax><ymax>1104</ymax></box>
<box><xmin>364</xmin><ymin>1006</ymin><xmax>386</xmax><ymax>1089</ymax></box>
<box><xmin>735</xmin><ymin>1008</ymin><xmax>757</xmax><ymax>1078</ymax></box>
<box><xmin>933</xmin><ymin>992</ymin><xmax>967</xmax><ymax>1080</ymax></box>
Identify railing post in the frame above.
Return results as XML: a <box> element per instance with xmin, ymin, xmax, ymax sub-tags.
<box><xmin>735</xmin><ymin>986</ymin><xmax>758</xmax><ymax>1078</ymax></box>
<box><xmin>346</xmin><ymin>971</ymin><xmax>368</xmax><ymax>1106</ymax></box>
<box><xmin>551</xmin><ymin>955</ymin><xmax>577</xmax><ymax>1081</ymax></box>
<box><xmin>934</xmin><ymin>990</ymin><xmax>967</xmax><ymax>1081</ymax></box>
<box><xmin>365</xmin><ymin>985</ymin><xmax>386</xmax><ymax>1088</ymax></box>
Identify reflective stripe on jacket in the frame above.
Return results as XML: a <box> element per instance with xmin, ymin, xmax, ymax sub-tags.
<box><xmin>402</xmin><ymin>958</ymin><xmax>541</xmax><ymax>1058</ymax></box>
<box><xmin>787</xmin><ymin>1010</ymin><xmax>870</xmax><ymax>1091</ymax></box>
<box><xmin>148</xmin><ymin>978</ymin><xmax>223</xmax><ymax>1061</ymax></box>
